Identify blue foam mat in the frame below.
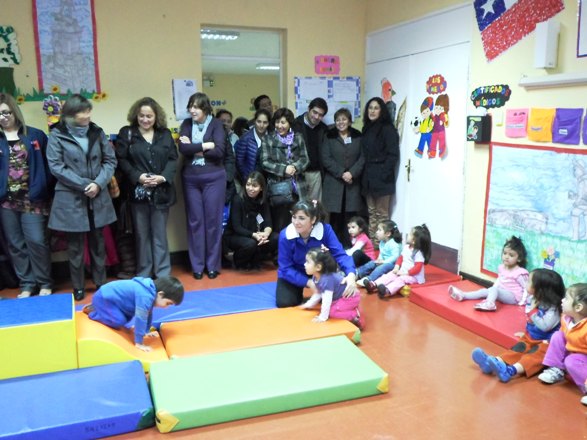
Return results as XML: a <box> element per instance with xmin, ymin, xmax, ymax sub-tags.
<box><xmin>0</xmin><ymin>294</ymin><xmax>73</xmax><ymax>328</ymax></box>
<box><xmin>74</xmin><ymin>282</ymin><xmax>277</xmax><ymax>329</ymax></box>
<box><xmin>150</xmin><ymin>282</ymin><xmax>276</xmax><ymax>328</ymax></box>
<box><xmin>0</xmin><ymin>361</ymin><xmax>154</xmax><ymax>439</ymax></box>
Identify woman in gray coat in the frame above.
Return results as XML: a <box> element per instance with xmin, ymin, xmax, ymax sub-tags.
<box><xmin>320</xmin><ymin>108</ymin><xmax>365</xmax><ymax>248</ymax></box>
<box><xmin>47</xmin><ymin>94</ymin><xmax>117</xmax><ymax>301</ymax></box>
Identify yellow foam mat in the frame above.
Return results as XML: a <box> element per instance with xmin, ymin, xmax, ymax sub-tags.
<box><xmin>76</xmin><ymin>312</ymin><xmax>168</xmax><ymax>372</ymax></box>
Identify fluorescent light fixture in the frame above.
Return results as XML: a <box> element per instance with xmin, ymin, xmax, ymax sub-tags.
<box><xmin>201</xmin><ymin>29</ymin><xmax>239</xmax><ymax>41</ymax></box>
<box><xmin>519</xmin><ymin>72</ymin><xmax>587</xmax><ymax>89</ymax></box>
<box><xmin>256</xmin><ymin>63</ymin><xmax>280</xmax><ymax>71</ymax></box>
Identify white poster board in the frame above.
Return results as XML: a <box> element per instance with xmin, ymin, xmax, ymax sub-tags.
<box><xmin>172</xmin><ymin>79</ymin><xmax>197</xmax><ymax>121</ymax></box>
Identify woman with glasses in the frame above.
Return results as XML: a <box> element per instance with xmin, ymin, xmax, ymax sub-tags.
<box><xmin>0</xmin><ymin>93</ymin><xmax>54</xmax><ymax>298</ymax></box>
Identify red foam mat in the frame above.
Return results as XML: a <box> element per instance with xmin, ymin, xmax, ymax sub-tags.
<box><xmin>422</xmin><ymin>265</ymin><xmax>462</xmax><ymax>286</ymax></box>
<box><xmin>409</xmin><ymin>280</ymin><xmax>525</xmax><ymax>348</ymax></box>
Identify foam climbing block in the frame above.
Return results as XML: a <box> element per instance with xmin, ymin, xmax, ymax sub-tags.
<box><xmin>150</xmin><ymin>282</ymin><xmax>277</xmax><ymax>328</ymax></box>
<box><xmin>160</xmin><ymin>307</ymin><xmax>361</xmax><ymax>359</ymax></box>
<box><xmin>0</xmin><ymin>294</ymin><xmax>77</xmax><ymax>380</ymax></box>
<box><xmin>409</xmin><ymin>280</ymin><xmax>525</xmax><ymax>347</ymax></box>
<box><xmin>76</xmin><ymin>312</ymin><xmax>168</xmax><ymax>373</ymax></box>
<box><xmin>0</xmin><ymin>361</ymin><xmax>154</xmax><ymax>439</ymax></box>
<box><xmin>422</xmin><ymin>265</ymin><xmax>462</xmax><ymax>286</ymax></box>
<box><xmin>149</xmin><ymin>335</ymin><xmax>388</xmax><ymax>432</ymax></box>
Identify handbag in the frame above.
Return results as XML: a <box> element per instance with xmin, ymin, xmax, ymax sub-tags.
<box><xmin>268</xmin><ymin>179</ymin><xmax>295</xmax><ymax>207</ymax></box>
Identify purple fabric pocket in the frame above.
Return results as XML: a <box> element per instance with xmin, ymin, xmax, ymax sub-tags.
<box><xmin>552</xmin><ymin>108</ymin><xmax>583</xmax><ymax>145</ymax></box>
<box><xmin>583</xmin><ymin>113</ymin><xmax>587</xmax><ymax>145</ymax></box>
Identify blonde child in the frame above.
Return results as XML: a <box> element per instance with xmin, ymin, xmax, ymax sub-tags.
<box><xmin>538</xmin><ymin>283</ymin><xmax>587</xmax><ymax>405</ymax></box>
<box><xmin>346</xmin><ymin>216</ymin><xmax>376</xmax><ymax>268</ymax></box>
<box><xmin>357</xmin><ymin>220</ymin><xmax>402</xmax><ymax>285</ymax></box>
<box><xmin>471</xmin><ymin>269</ymin><xmax>565</xmax><ymax>382</ymax></box>
<box><xmin>301</xmin><ymin>248</ymin><xmax>364</xmax><ymax>330</ymax></box>
<box><xmin>449</xmin><ymin>236</ymin><xmax>528</xmax><ymax>311</ymax></box>
<box><xmin>365</xmin><ymin>224</ymin><xmax>431</xmax><ymax>299</ymax></box>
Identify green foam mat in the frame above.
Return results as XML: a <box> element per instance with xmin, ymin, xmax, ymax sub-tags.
<box><xmin>149</xmin><ymin>335</ymin><xmax>388</xmax><ymax>432</ymax></box>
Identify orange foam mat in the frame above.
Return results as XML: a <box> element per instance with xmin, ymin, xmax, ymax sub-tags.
<box><xmin>76</xmin><ymin>311</ymin><xmax>168</xmax><ymax>372</ymax></box>
<box><xmin>160</xmin><ymin>307</ymin><xmax>361</xmax><ymax>358</ymax></box>
<box><xmin>409</xmin><ymin>280</ymin><xmax>525</xmax><ymax>348</ymax></box>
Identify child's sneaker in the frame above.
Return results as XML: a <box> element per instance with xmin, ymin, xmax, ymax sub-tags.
<box><xmin>364</xmin><ymin>280</ymin><xmax>377</xmax><ymax>293</ymax></box>
<box><xmin>538</xmin><ymin>367</ymin><xmax>565</xmax><ymax>384</ymax></box>
<box><xmin>448</xmin><ymin>285</ymin><xmax>464</xmax><ymax>301</ymax></box>
<box><xmin>487</xmin><ymin>356</ymin><xmax>514</xmax><ymax>382</ymax></box>
<box><xmin>474</xmin><ymin>300</ymin><xmax>496</xmax><ymax>311</ymax></box>
<box><xmin>357</xmin><ymin>278</ymin><xmax>365</xmax><ymax>287</ymax></box>
<box><xmin>377</xmin><ymin>284</ymin><xmax>390</xmax><ymax>299</ymax></box>
<box><xmin>581</xmin><ymin>395</ymin><xmax>587</xmax><ymax>406</ymax></box>
<box><xmin>471</xmin><ymin>348</ymin><xmax>492</xmax><ymax>374</ymax></box>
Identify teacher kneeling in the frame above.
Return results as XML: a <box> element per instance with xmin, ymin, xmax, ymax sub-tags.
<box><xmin>276</xmin><ymin>200</ymin><xmax>356</xmax><ymax>308</ymax></box>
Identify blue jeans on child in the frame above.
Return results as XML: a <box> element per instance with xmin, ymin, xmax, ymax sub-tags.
<box><xmin>358</xmin><ymin>261</ymin><xmax>395</xmax><ymax>280</ymax></box>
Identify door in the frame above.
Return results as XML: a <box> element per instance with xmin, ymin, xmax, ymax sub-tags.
<box><xmin>365</xmin><ymin>41</ymin><xmax>470</xmax><ymax>253</ymax></box>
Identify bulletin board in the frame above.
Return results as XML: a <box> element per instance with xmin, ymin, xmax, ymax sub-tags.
<box><xmin>482</xmin><ymin>142</ymin><xmax>587</xmax><ymax>285</ymax></box>
<box><xmin>294</xmin><ymin>76</ymin><xmax>361</xmax><ymax>125</ymax></box>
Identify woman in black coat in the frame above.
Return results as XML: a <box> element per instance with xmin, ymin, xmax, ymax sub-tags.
<box><xmin>223</xmin><ymin>171</ymin><xmax>277</xmax><ymax>269</ymax></box>
<box><xmin>360</xmin><ymin>97</ymin><xmax>400</xmax><ymax>247</ymax></box>
<box><xmin>320</xmin><ymin>108</ymin><xmax>365</xmax><ymax>247</ymax></box>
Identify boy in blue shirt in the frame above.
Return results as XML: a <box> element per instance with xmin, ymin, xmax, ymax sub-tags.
<box><xmin>83</xmin><ymin>276</ymin><xmax>184</xmax><ymax>351</ymax></box>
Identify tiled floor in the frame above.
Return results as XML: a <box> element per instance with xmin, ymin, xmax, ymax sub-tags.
<box><xmin>2</xmin><ymin>264</ymin><xmax>585</xmax><ymax>439</ymax></box>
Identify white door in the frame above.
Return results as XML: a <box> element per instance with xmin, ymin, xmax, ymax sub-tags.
<box><xmin>365</xmin><ymin>42</ymin><xmax>470</xmax><ymax>251</ymax></box>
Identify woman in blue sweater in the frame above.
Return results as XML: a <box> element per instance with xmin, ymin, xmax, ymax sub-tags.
<box><xmin>276</xmin><ymin>200</ymin><xmax>356</xmax><ymax>307</ymax></box>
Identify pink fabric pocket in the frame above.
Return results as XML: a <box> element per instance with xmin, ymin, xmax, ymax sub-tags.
<box><xmin>505</xmin><ymin>109</ymin><xmax>528</xmax><ymax>138</ymax></box>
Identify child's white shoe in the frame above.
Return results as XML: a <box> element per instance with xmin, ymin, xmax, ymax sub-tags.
<box><xmin>538</xmin><ymin>367</ymin><xmax>565</xmax><ymax>384</ymax></box>
<box><xmin>448</xmin><ymin>285</ymin><xmax>464</xmax><ymax>301</ymax></box>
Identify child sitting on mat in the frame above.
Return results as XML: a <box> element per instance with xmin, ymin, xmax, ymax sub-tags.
<box><xmin>471</xmin><ymin>268</ymin><xmax>565</xmax><ymax>382</ymax></box>
<box><xmin>83</xmin><ymin>276</ymin><xmax>184</xmax><ymax>351</ymax></box>
<box><xmin>364</xmin><ymin>223</ymin><xmax>431</xmax><ymax>299</ymax></box>
<box><xmin>300</xmin><ymin>248</ymin><xmax>364</xmax><ymax>330</ymax></box>
<box><xmin>357</xmin><ymin>220</ymin><xmax>402</xmax><ymax>285</ymax></box>
<box><xmin>449</xmin><ymin>236</ymin><xmax>528</xmax><ymax>311</ymax></box>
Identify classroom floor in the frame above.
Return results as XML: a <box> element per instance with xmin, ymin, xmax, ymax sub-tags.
<box><xmin>2</xmin><ymin>264</ymin><xmax>585</xmax><ymax>439</ymax></box>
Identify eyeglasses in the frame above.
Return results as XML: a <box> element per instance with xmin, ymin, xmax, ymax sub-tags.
<box><xmin>0</xmin><ymin>111</ymin><xmax>13</xmax><ymax>118</ymax></box>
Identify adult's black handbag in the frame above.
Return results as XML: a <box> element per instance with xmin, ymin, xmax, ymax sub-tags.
<box><xmin>268</xmin><ymin>179</ymin><xmax>295</xmax><ymax>207</ymax></box>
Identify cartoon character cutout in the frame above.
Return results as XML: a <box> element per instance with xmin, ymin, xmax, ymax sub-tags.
<box><xmin>467</xmin><ymin>120</ymin><xmax>478</xmax><ymax>141</ymax></box>
<box><xmin>429</xmin><ymin>94</ymin><xmax>449</xmax><ymax>159</ymax></box>
<box><xmin>381</xmin><ymin>78</ymin><xmax>396</xmax><ymax>123</ymax></box>
<box><xmin>413</xmin><ymin>97</ymin><xmax>434</xmax><ymax>158</ymax></box>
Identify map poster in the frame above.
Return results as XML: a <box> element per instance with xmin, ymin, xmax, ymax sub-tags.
<box><xmin>482</xmin><ymin>142</ymin><xmax>587</xmax><ymax>285</ymax></box>
<box><xmin>33</xmin><ymin>0</ymin><xmax>100</xmax><ymax>94</ymax></box>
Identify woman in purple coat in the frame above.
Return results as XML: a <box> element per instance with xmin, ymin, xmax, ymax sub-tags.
<box><xmin>178</xmin><ymin>93</ymin><xmax>226</xmax><ymax>280</ymax></box>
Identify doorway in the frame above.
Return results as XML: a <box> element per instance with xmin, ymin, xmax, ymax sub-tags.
<box><xmin>200</xmin><ymin>26</ymin><xmax>284</xmax><ymax>121</ymax></box>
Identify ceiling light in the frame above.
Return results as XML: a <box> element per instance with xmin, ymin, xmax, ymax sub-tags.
<box><xmin>201</xmin><ymin>29</ymin><xmax>239</xmax><ymax>41</ymax></box>
<box><xmin>256</xmin><ymin>63</ymin><xmax>280</xmax><ymax>71</ymax></box>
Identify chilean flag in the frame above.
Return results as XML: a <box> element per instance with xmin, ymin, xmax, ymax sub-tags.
<box><xmin>474</xmin><ymin>0</ymin><xmax>564</xmax><ymax>61</ymax></box>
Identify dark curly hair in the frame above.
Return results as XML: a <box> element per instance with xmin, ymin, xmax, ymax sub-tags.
<box><xmin>306</xmin><ymin>247</ymin><xmax>337</xmax><ymax>275</ymax></box>
<box><xmin>503</xmin><ymin>236</ymin><xmax>527</xmax><ymax>268</ymax></box>
<box><xmin>530</xmin><ymin>268</ymin><xmax>565</xmax><ymax>313</ymax></box>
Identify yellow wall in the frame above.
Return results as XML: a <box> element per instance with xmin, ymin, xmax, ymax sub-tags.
<box><xmin>202</xmin><ymin>73</ymin><xmax>280</xmax><ymax>120</ymax></box>
<box><xmin>367</xmin><ymin>0</ymin><xmax>587</xmax><ymax>281</ymax></box>
<box><xmin>1</xmin><ymin>0</ymin><xmax>366</xmax><ymax>254</ymax></box>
